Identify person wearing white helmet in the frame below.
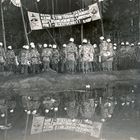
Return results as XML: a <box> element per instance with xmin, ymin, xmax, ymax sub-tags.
<box><xmin>125</xmin><ymin>41</ymin><xmax>133</xmax><ymax>69</ymax></box>
<box><xmin>99</xmin><ymin>37</ymin><xmax>112</xmax><ymax>71</ymax></box>
<box><xmin>6</xmin><ymin>45</ymin><xmax>16</xmax><ymax>72</ymax></box>
<box><xmin>66</xmin><ymin>37</ymin><xmax>77</xmax><ymax>73</ymax></box>
<box><xmin>118</xmin><ymin>41</ymin><xmax>127</xmax><ymax>70</ymax></box>
<box><xmin>51</xmin><ymin>44</ymin><xmax>60</xmax><ymax>72</ymax></box>
<box><xmin>69</xmin><ymin>37</ymin><xmax>74</xmax><ymax>43</ymax></box>
<box><xmin>106</xmin><ymin>38</ymin><xmax>114</xmax><ymax>71</ymax></box>
<box><xmin>41</xmin><ymin>43</ymin><xmax>52</xmax><ymax>72</ymax></box>
<box><xmin>87</xmin><ymin>39</ymin><xmax>95</xmax><ymax>72</ymax></box>
<box><xmin>30</xmin><ymin>43</ymin><xmax>40</xmax><ymax>74</ymax></box>
<box><xmin>0</xmin><ymin>42</ymin><xmax>6</xmax><ymax>72</ymax></box>
<box><xmin>60</xmin><ymin>44</ymin><xmax>67</xmax><ymax>73</ymax></box>
<box><xmin>20</xmin><ymin>45</ymin><xmax>31</xmax><ymax>74</ymax></box>
<box><xmin>80</xmin><ymin>39</ymin><xmax>89</xmax><ymax>73</ymax></box>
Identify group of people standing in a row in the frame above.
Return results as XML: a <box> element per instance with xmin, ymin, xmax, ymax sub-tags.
<box><xmin>0</xmin><ymin>36</ymin><xmax>140</xmax><ymax>74</ymax></box>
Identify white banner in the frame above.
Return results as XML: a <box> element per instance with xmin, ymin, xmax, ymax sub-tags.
<box><xmin>28</xmin><ymin>12</ymin><xmax>43</xmax><ymax>30</ymax></box>
<box><xmin>11</xmin><ymin>0</ymin><xmax>21</xmax><ymax>7</ymax></box>
<box><xmin>28</xmin><ymin>3</ymin><xmax>101</xmax><ymax>30</ymax></box>
<box><xmin>31</xmin><ymin>117</ymin><xmax>102</xmax><ymax>138</ymax></box>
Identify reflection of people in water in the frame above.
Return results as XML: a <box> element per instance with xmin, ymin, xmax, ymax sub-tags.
<box><xmin>0</xmin><ymin>123</ymin><xmax>12</xmax><ymax>130</ymax></box>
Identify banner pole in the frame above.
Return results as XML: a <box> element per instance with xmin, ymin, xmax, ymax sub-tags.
<box><xmin>81</xmin><ymin>0</ymin><xmax>84</xmax><ymax>42</ymax></box>
<box><xmin>52</xmin><ymin>0</ymin><xmax>56</xmax><ymax>43</ymax></box>
<box><xmin>98</xmin><ymin>1</ymin><xmax>105</xmax><ymax>37</ymax></box>
<box><xmin>23</xmin><ymin>114</ymin><xmax>29</xmax><ymax>140</ymax></box>
<box><xmin>34</xmin><ymin>0</ymin><xmax>57</xmax><ymax>45</ymax></box>
<box><xmin>4</xmin><ymin>109</ymin><xmax>8</xmax><ymax>140</ymax></box>
<box><xmin>20</xmin><ymin>1</ymin><xmax>30</xmax><ymax>45</ymax></box>
<box><xmin>1</xmin><ymin>0</ymin><xmax>7</xmax><ymax>51</ymax></box>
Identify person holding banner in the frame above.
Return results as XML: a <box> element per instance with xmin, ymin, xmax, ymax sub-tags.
<box><xmin>30</xmin><ymin>42</ymin><xmax>40</xmax><ymax>74</ymax></box>
<box><xmin>6</xmin><ymin>46</ymin><xmax>16</xmax><ymax>72</ymax></box>
<box><xmin>66</xmin><ymin>38</ymin><xmax>78</xmax><ymax>74</ymax></box>
<box><xmin>0</xmin><ymin>42</ymin><xmax>6</xmax><ymax>72</ymax></box>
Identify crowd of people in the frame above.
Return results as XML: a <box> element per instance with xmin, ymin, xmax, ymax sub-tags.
<box><xmin>0</xmin><ymin>36</ymin><xmax>140</xmax><ymax>74</ymax></box>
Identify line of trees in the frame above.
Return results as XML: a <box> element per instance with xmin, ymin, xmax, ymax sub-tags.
<box><xmin>0</xmin><ymin>0</ymin><xmax>138</xmax><ymax>49</ymax></box>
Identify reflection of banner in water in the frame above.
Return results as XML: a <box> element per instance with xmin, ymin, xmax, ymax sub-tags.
<box><xmin>31</xmin><ymin>116</ymin><xmax>45</xmax><ymax>134</ymax></box>
<box><xmin>28</xmin><ymin>3</ymin><xmax>101</xmax><ymax>30</ymax></box>
<box><xmin>31</xmin><ymin>117</ymin><xmax>102</xmax><ymax>138</ymax></box>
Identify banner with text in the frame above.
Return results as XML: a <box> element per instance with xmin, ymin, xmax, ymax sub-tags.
<box><xmin>31</xmin><ymin>117</ymin><xmax>102</xmax><ymax>138</ymax></box>
<box><xmin>28</xmin><ymin>3</ymin><xmax>101</xmax><ymax>30</ymax></box>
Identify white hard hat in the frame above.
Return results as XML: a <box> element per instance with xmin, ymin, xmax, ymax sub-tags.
<box><xmin>113</xmin><ymin>43</ymin><xmax>117</xmax><ymax>46</ymax></box>
<box><xmin>99</xmin><ymin>36</ymin><xmax>104</xmax><ymax>40</ymax></box>
<box><xmin>26</xmin><ymin>45</ymin><xmax>29</xmax><ymax>50</ymax></box>
<box><xmin>107</xmin><ymin>38</ymin><xmax>111</xmax><ymax>43</ymax></box>
<box><xmin>126</xmin><ymin>41</ymin><xmax>129</xmax><ymax>45</ymax></box>
<box><xmin>0</xmin><ymin>42</ymin><xmax>3</xmax><ymax>46</ymax></box>
<box><xmin>113</xmin><ymin>46</ymin><xmax>117</xmax><ymax>50</ymax></box>
<box><xmin>63</xmin><ymin>44</ymin><xmax>66</xmax><ymax>48</ymax></box>
<box><xmin>49</xmin><ymin>44</ymin><xmax>52</xmax><ymax>48</ymax></box>
<box><xmin>121</xmin><ymin>42</ymin><xmax>124</xmax><ymax>45</ymax></box>
<box><xmin>82</xmin><ymin>38</ymin><xmax>88</xmax><ymax>43</ymax></box>
<box><xmin>138</xmin><ymin>42</ymin><xmax>140</xmax><ymax>45</ymax></box>
<box><xmin>30</xmin><ymin>42</ymin><xmax>34</xmax><ymax>46</ymax></box>
<box><xmin>43</xmin><ymin>44</ymin><xmax>48</xmax><ymax>48</ymax></box>
<box><xmin>23</xmin><ymin>45</ymin><xmax>26</xmax><ymax>49</ymax></box>
<box><xmin>79</xmin><ymin>45</ymin><xmax>81</xmax><ymax>48</ymax></box>
<box><xmin>53</xmin><ymin>44</ymin><xmax>57</xmax><ymax>49</ymax></box>
<box><xmin>131</xmin><ymin>43</ymin><xmax>134</xmax><ymax>46</ymax></box>
<box><xmin>93</xmin><ymin>44</ymin><xmax>97</xmax><ymax>48</ymax></box>
<box><xmin>8</xmin><ymin>46</ymin><xmax>12</xmax><ymax>50</ymax></box>
<box><xmin>31</xmin><ymin>44</ymin><xmax>35</xmax><ymax>49</ymax></box>
<box><xmin>69</xmin><ymin>38</ymin><xmax>74</xmax><ymax>42</ymax></box>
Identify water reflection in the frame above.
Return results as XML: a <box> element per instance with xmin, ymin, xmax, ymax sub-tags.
<box><xmin>0</xmin><ymin>84</ymin><xmax>140</xmax><ymax>140</ymax></box>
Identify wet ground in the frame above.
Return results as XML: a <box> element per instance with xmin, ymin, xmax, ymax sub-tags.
<box><xmin>0</xmin><ymin>70</ymin><xmax>140</xmax><ymax>140</ymax></box>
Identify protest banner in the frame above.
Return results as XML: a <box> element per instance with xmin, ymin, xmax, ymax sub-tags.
<box><xmin>28</xmin><ymin>3</ymin><xmax>101</xmax><ymax>30</ymax></box>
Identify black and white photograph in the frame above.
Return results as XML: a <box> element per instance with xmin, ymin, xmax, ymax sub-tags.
<box><xmin>0</xmin><ymin>0</ymin><xmax>140</xmax><ymax>140</ymax></box>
